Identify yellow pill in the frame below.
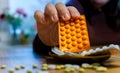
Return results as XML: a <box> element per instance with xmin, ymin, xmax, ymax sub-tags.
<box><xmin>71</xmin><ymin>37</ymin><xmax>76</xmax><ymax>41</ymax></box>
<box><xmin>81</xmin><ymin>30</ymin><xmax>87</xmax><ymax>35</ymax></box>
<box><xmin>15</xmin><ymin>66</ymin><xmax>20</xmax><ymax>70</ymax></box>
<box><xmin>33</xmin><ymin>64</ymin><xmax>38</xmax><ymax>68</ymax></box>
<box><xmin>27</xmin><ymin>69</ymin><xmax>32</xmax><ymax>73</ymax></box>
<box><xmin>79</xmin><ymin>15</ymin><xmax>85</xmax><ymax>20</ymax></box>
<box><xmin>79</xmin><ymin>68</ymin><xmax>85</xmax><ymax>72</ymax></box>
<box><xmin>80</xmin><ymin>21</ymin><xmax>85</xmax><ymax>25</ymax></box>
<box><xmin>72</xmin><ymin>42</ymin><xmax>77</xmax><ymax>47</ymax></box>
<box><xmin>70</xmin><ymin>22</ymin><xmax>74</xmax><ymax>26</ymax></box>
<box><xmin>83</xmin><ymin>41</ymin><xmax>88</xmax><ymax>45</ymax></box>
<box><xmin>75</xmin><ymin>19</ymin><xmax>80</xmax><ymax>23</ymax></box>
<box><xmin>66</xmin><ymin>40</ymin><xmax>71</xmax><ymax>44</ymax></box>
<box><xmin>42</xmin><ymin>64</ymin><xmax>48</xmax><ymax>67</ymax></box>
<box><xmin>60</xmin><ymin>27</ymin><xmax>64</xmax><ymax>31</ymax></box>
<box><xmin>9</xmin><ymin>69</ymin><xmax>14</xmax><ymax>73</ymax></box>
<box><xmin>71</xmin><ymin>32</ymin><xmax>75</xmax><ymax>36</ymax></box>
<box><xmin>65</xmin><ymin>30</ymin><xmax>70</xmax><ymax>34</ymax></box>
<box><xmin>70</xmin><ymin>27</ymin><xmax>75</xmax><ymax>31</ymax></box>
<box><xmin>1</xmin><ymin>65</ymin><xmax>6</xmax><ymax>69</ymax></box>
<box><xmin>81</xmin><ymin>26</ymin><xmax>86</xmax><ymax>30</ymax></box>
<box><xmin>75</xmin><ymin>23</ymin><xmax>80</xmax><ymax>28</ymax></box>
<box><xmin>67</xmin><ymin>45</ymin><xmax>72</xmax><ymax>49</ymax></box>
<box><xmin>82</xmin><ymin>36</ymin><xmax>87</xmax><ymax>40</ymax></box>
<box><xmin>66</xmin><ymin>35</ymin><xmax>71</xmax><ymax>39</ymax></box>
<box><xmin>78</xmin><ymin>44</ymin><xmax>83</xmax><ymax>49</ymax></box>
<box><xmin>21</xmin><ymin>65</ymin><xmax>25</xmax><ymax>69</ymax></box>
<box><xmin>61</xmin><ymin>37</ymin><xmax>65</xmax><ymax>41</ymax></box>
<box><xmin>65</xmin><ymin>25</ymin><xmax>70</xmax><ymax>29</ymax></box>
<box><xmin>77</xmin><ymin>39</ymin><xmax>82</xmax><ymax>43</ymax></box>
<box><xmin>42</xmin><ymin>67</ymin><xmax>48</xmax><ymax>70</ymax></box>
<box><xmin>76</xmin><ymin>34</ymin><xmax>81</xmax><ymax>38</ymax></box>
<box><xmin>61</xmin><ymin>43</ymin><xmax>66</xmax><ymax>46</ymax></box>
<box><xmin>76</xmin><ymin>29</ymin><xmax>81</xmax><ymax>33</ymax></box>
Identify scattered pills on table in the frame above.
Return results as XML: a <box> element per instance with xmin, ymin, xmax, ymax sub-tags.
<box><xmin>15</xmin><ymin>66</ymin><xmax>20</xmax><ymax>70</ymax></box>
<box><xmin>42</xmin><ymin>64</ymin><xmax>48</xmax><ymax>67</ymax></box>
<box><xmin>9</xmin><ymin>68</ymin><xmax>14</xmax><ymax>73</ymax></box>
<box><xmin>21</xmin><ymin>64</ymin><xmax>25</xmax><ymax>69</ymax></box>
<box><xmin>95</xmin><ymin>66</ymin><xmax>108</xmax><ymax>72</ymax></box>
<box><xmin>78</xmin><ymin>68</ymin><xmax>85</xmax><ymax>72</ymax></box>
<box><xmin>27</xmin><ymin>69</ymin><xmax>32</xmax><ymax>73</ymax></box>
<box><xmin>33</xmin><ymin>64</ymin><xmax>38</xmax><ymax>68</ymax></box>
<box><xmin>1</xmin><ymin>65</ymin><xmax>6</xmax><ymax>69</ymax></box>
<box><xmin>48</xmin><ymin>65</ymin><xmax>56</xmax><ymax>70</ymax></box>
<box><xmin>42</xmin><ymin>66</ymin><xmax>48</xmax><ymax>71</ymax></box>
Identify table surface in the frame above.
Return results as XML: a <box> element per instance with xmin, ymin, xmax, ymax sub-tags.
<box><xmin>0</xmin><ymin>46</ymin><xmax>120</xmax><ymax>73</ymax></box>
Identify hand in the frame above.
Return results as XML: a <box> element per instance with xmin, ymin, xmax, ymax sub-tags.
<box><xmin>34</xmin><ymin>2</ymin><xmax>80</xmax><ymax>46</ymax></box>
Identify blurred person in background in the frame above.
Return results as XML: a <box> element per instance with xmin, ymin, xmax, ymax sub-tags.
<box><xmin>33</xmin><ymin>0</ymin><xmax>120</xmax><ymax>55</ymax></box>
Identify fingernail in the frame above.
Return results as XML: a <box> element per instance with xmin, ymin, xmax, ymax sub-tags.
<box><xmin>74</xmin><ymin>13</ymin><xmax>80</xmax><ymax>17</ymax></box>
<box><xmin>52</xmin><ymin>14</ymin><xmax>58</xmax><ymax>22</ymax></box>
<box><xmin>62</xmin><ymin>13</ymin><xmax>70</xmax><ymax>21</ymax></box>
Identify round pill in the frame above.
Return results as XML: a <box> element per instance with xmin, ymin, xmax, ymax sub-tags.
<box><xmin>1</xmin><ymin>65</ymin><xmax>6</xmax><ymax>69</ymax></box>
<box><xmin>61</xmin><ymin>37</ymin><xmax>65</xmax><ymax>41</ymax></box>
<box><xmin>79</xmin><ymin>16</ymin><xmax>85</xmax><ymax>20</ymax></box>
<box><xmin>66</xmin><ymin>40</ymin><xmax>71</xmax><ymax>44</ymax></box>
<box><xmin>80</xmin><ymin>21</ymin><xmax>85</xmax><ymax>25</ymax></box>
<box><xmin>65</xmin><ymin>25</ymin><xmax>70</xmax><ymax>29</ymax></box>
<box><xmin>72</xmin><ymin>42</ymin><xmax>77</xmax><ymax>47</ymax></box>
<box><xmin>76</xmin><ymin>29</ymin><xmax>80</xmax><ymax>33</ymax></box>
<box><xmin>61</xmin><ymin>43</ymin><xmax>65</xmax><ymax>46</ymax></box>
<box><xmin>65</xmin><ymin>30</ymin><xmax>70</xmax><ymax>34</ymax></box>
<box><xmin>15</xmin><ymin>66</ymin><xmax>20</xmax><ymax>70</ymax></box>
<box><xmin>33</xmin><ymin>64</ymin><xmax>37</xmax><ymax>68</ymax></box>
<box><xmin>71</xmin><ymin>32</ymin><xmax>75</xmax><ymax>36</ymax></box>
<box><xmin>83</xmin><ymin>41</ymin><xmax>88</xmax><ymax>45</ymax></box>
<box><xmin>20</xmin><ymin>65</ymin><xmax>25</xmax><ymax>69</ymax></box>
<box><xmin>60</xmin><ymin>32</ymin><xmax>65</xmax><ymax>36</ymax></box>
<box><xmin>60</xmin><ymin>27</ymin><xmax>64</xmax><ymax>31</ymax></box>
<box><xmin>81</xmin><ymin>26</ymin><xmax>86</xmax><ymax>30</ymax></box>
<box><xmin>71</xmin><ymin>37</ymin><xmax>76</xmax><ymax>41</ymax></box>
<box><xmin>27</xmin><ymin>69</ymin><xmax>32</xmax><ymax>73</ymax></box>
<box><xmin>42</xmin><ymin>64</ymin><xmax>48</xmax><ymax>67</ymax></box>
<box><xmin>77</xmin><ymin>39</ymin><xmax>82</xmax><ymax>43</ymax></box>
<box><xmin>75</xmin><ymin>23</ymin><xmax>80</xmax><ymax>28</ymax></box>
<box><xmin>75</xmin><ymin>19</ymin><xmax>80</xmax><ymax>23</ymax></box>
<box><xmin>78</xmin><ymin>44</ymin><xmax>83</xmax><ymax>49</ymax></box>
<box><xmin>81</xmin><ymin>30</ymin><xmax>87</xmax><ymax>35</ymax></box>
<box><xmin>76</xmin><ymin>34</ymin><xmax>81</xmax><ymax>38</ymax></box>
<box><xmin>66</xmin><ymin>35</ymin><xmax>70</xmax><ymax>39</ymax></box>
<box><xmin>67</xmin><ymin>45</ymin><xmax>72</xmax><ymax>49</ymax></box>
<box><xmin>70</xmin><ymin>22</ymin><xmax>74</xmax><ymax>26</ymax></box>
<box><xmin>70</xmin><ymin>27</ymin><xmax>75</xmax><ymax>31</ymax></box>
<box><xmin>82</xmin><ymin>36</ymin><xmax>87</xmax><ymax>40</ymax></box>
<box><xmin>9</xmin><ymin>69</ymin><xmax>14</xmax><ymax>73</ymax></box>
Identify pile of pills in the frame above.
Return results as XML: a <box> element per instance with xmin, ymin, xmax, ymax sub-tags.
<box><xmin>58</xmin><ymin>15</ymin><xmax>90</xmax><ymax>52</ymax></box>
<box><xmin>0</xmin><ymin>63</ymin><xmax>108</xmax><ymax>73</ymax></box>
<box><xmin>52</xmin><ymin>44</ymin><xmax>120</xmax><ymax>56</ymax></box>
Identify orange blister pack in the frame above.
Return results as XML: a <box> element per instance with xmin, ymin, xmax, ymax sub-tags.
<box><xmin>58</xmin><ymin>15</ymin><xmax>90</xmax><ymax>52</ymax></box>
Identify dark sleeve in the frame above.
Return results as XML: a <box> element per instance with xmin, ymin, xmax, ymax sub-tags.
<box><xmin>32</xmin><ymin>34</ymin><xmax>51</xmax><ymax>55</ymax></box>
<box><xmin>66</xmin><ymin>0</ymin><xmax>84</xmax><ymax>14</ymax></box>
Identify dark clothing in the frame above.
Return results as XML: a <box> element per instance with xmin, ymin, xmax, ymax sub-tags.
<box><xmin>33</xmin><ymin>0</ymin><xmax>120</xmax><ymax>54</ymax></box>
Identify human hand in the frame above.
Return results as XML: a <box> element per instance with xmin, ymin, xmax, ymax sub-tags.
<box><xmin>34</xmin><ymin>2</ymin><xmax>80</xmax><ymax>46</ymax></box>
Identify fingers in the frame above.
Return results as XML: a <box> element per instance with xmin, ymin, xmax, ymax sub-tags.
<box><xmin>45</xmin><ymin>3</ymin><xmax>59</xmax><ymax>22</ymax></box>
<box><xmin>34</xmin><ymin>10</ymin><xmax>45</xmax><ymax>24</ymax></box>
<box><xmin>67</xmin><ymin>6</ymin><xmax>80</xmax><ymax>19</ymax></box>
<box><xmin>55</xmin><ymin>2</ymin><xmax>70</xmax><ymax>21</ymax></box>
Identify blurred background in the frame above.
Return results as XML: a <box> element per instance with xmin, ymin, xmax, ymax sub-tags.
<box><xmin>0</xmin><ymin>0</ymin><xmax>120</xmax><ymax>49</ymax></box>
<box><xmin>0</xmin><ymin>0</ymin><xmax>68</xmax><ymax>49</ymax></box>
